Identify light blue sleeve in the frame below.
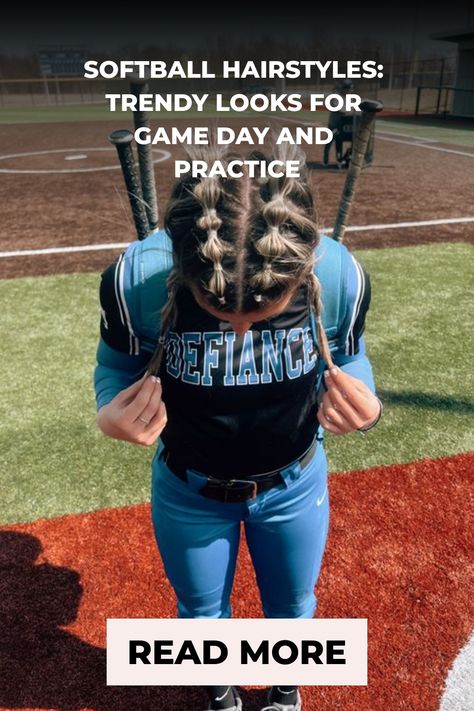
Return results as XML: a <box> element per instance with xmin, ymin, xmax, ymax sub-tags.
<box><xmin>333</xmin><ymin>335</ymin><xmax>376</xmax><ymax>392</ymax></box>
<box><xmin>315</xmin><ymin>252</ymin><xmax>378</xmax><ymax>439</ymax></box>
<box><xmin>93</xmin><ymin>231</ymin><xmax>173</xmax><ymax>411</ymax></box>
<box><xmin>93</xmin><ymin>240</ymin><xmax>151</xmax><ymax>411</ymax></box>
<box><xmin>331</xmin><ymin>249</ymin><xmax>376</xmax><ymax>393</ymax></box>
<box><xmin>94</xmin><ymin>339</ymin><xmax>151</xmax><ymax>411</ymax></box>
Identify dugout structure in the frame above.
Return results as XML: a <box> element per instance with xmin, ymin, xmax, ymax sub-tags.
<box><xmin>430</xmin><ymin>29</ymin><xmax>474</xmax><ymax>118</ymax></box>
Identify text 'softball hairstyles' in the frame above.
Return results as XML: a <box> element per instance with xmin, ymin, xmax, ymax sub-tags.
<box><xmin>147</xmin><ymin>143</ymin><xmax>334</xmax><ymax>375</ymax></box>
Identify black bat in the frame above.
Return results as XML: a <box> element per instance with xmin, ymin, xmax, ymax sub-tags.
<box><xmin>109</xmin><ymin>129</ymin><xmax>149</xmax><ymax>241</ymax></box>
<box><xmin>332</xmin><ymin>99</ymin><xmax>383</xmax><ymax>243</ymax></box>
<box><xmin>130</xmin><ymin>76</ymin><xmax>159</xmax><ymax>232</ymax></box>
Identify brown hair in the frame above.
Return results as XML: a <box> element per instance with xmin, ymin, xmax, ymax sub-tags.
<box><xmin>147</xmin><ymin>143</ymin><xmax>333</xmax><ymax>375</ymax></box>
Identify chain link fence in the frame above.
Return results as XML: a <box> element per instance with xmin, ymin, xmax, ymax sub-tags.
<box><xmin>0</xmin><ymin>56</ymin><xmax>465</xmax><ymax>116</ymax></box>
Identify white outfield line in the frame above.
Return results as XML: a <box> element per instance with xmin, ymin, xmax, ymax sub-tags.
<box><xmin>438</xmin><ymin>632</ymin><xmax>474</xmax><ymax>711</ymax></box>
<box><xmin>269</xmin><ymin>114</ymin><xmax>474</xmax><ymax>158</ymax></box>
<box><xmin>326</xmin><ymin>216</ymin><xmax>474</xmax><ymax>233</ymax></box>
<box><xmin>0</xmin><ymin>147</ymin><xmax>172</xmax><ymax>174</ymax></box>
<box><xmin>0</xmin><ymin>242</ymin><xmax>131</xmax><ymax>258</ymax></box>
<box><xmin>1</xmin><ymin>217</ymin><xmax>473</xmax><ymax>259</ymax></box>
<box><xmin>376</xmin><ymin>135</ymin><xmax>474</xmax><ymax>158</ymax></box>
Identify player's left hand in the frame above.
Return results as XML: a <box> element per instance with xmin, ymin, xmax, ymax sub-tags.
<box><xmin>317</xmin><ymin>366</ymin><xmax>381</xmax><ymax>435</ymax></box>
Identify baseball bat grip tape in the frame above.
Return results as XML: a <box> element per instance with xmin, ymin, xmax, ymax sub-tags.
<box><xmin>109</xmin><ymin>129</ymin><xmax>149</xmax><ymax>241</ymax></box>
<box><xmin>332</xmin><ymin>100</ymin><xmax>383</xmax><ymax>243</ymax></box>
<box><xmin>131</xmin><ymin>80</ymin><xmax>159</xmax><ymax>231</ymax></box>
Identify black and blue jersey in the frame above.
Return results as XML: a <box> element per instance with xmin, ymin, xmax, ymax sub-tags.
<box><xmin>94</xmin><ymin>230</ymin><xmax>374</xmax><ymax>477</ymax></box>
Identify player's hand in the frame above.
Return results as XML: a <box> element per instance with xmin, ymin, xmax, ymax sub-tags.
<box><xmin>97</xmin><ymin>374</ymin><xmax>167</xmax><ymax>447</ymax></box>
<box><xmin>317</xmin><ymin>366</ymin><xmax>381</xmax><ymax>435</ymax></box>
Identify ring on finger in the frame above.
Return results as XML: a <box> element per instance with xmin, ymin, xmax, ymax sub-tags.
<box><xmin>138</xmin><ymin>416</ymin><xmax>150</xmax><ymax>425</ymax></box>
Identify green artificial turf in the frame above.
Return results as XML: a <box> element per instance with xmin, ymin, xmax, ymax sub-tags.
<box><xmin>375</xmin><ymin>117</ymin><xmax>474</xmax><ymax>148</ymax></box>
<box><xmin>0</xmin><ymin>273</ymin><xmax>154</xmax><ymax>525</ymax></box>
<box><xmin>325</xmin><ymin>242</ymin><xmax>474</xmax><ymax>471</ymax></box>
<box><xmin>0</xmin><ymin>242</ymin><xmax>472</xmax><ymax>525</ymax></box>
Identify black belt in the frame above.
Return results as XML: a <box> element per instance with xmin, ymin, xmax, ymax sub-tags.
<box><xmin>161</xmin><ymin>439</ymin><xmax>317</xmax><ymax>503</ymax></box>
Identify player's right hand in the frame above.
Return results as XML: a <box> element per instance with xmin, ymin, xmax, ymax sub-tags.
<box><xmin>96</xmin><ymin>374</ymin><xmax>167</xmax><ymax>447</ymax></box>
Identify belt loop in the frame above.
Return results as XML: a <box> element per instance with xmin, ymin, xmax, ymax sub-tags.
<box><xmin>278</xmin><ymin>464</ymin><xmax>298</xmax><ymax>488</ymax></box>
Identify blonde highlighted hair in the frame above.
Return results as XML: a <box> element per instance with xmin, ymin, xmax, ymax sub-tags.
<box><xmin>147</xmin><ymin>143</ymin><xmax>333</xmax><ymax>374</ymax></box>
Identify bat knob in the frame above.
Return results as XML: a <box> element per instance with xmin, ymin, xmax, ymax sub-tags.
<box><xmin>360</xmin><ymin>99</ymin><xmax>384</xmax><ymax>113</ymax></box>
<box><xmin>108</xmin><ymin>129</ymin><xmax>134</xmax><ymax>145</ymax></box>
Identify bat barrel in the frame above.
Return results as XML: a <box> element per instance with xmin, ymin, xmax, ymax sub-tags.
<box><xmin>332</xmin><ymin>100</ymin><xmax>383</xmax><ymax>243</ymax></box>
<box><xmin>109</xmin><ymin>129</ymin><xmax>149</xmax><ymax>241</ymax></box>
<box><xmin>130</xmin><ymin>77</ymin><xmax>159</xmax><ymax>232</ymax></box>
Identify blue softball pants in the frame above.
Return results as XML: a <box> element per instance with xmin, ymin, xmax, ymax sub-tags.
<box><xmin>151</xmin><ymin>439</ymin><xmax>329</xmax><ymax>619</ymax></box>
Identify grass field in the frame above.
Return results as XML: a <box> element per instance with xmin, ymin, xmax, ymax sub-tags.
<box><xmin>372</xmin><ymin>118</ymin><xmax>474</xmax><ymax>147</ymax></box>
<box><xmin>1</xmin><ymin>242</ymin><xmax>472</xmax><ymax>526</ymax></box>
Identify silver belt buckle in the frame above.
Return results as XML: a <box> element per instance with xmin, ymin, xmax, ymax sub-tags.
<box><xmin>228</xmin><ymin>478</ymin><xmax>258</xmax><ymax>500</ymax></box>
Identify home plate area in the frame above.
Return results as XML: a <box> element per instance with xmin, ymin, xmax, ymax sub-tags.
<box><xmin>0</xmin><ymin>147</ymin><xmax>171</xmax><ymax>174</ymax></box>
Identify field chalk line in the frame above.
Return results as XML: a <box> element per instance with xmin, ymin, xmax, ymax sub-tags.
<box><xmin>0</xmin><ymin>147</ymin><xmax>171</xmax><ymax>174</ymax></box>
<box><xmin>270</xmin><ymin>115</ymin><xmax>474</xmax><ymax>158</ymax></box>
<box><xmin>1</xmin><ymin>217</ymin><xmax>473</xmax><ymax>259</ymax></box>
<box><xmin>376</xmin><ymin>136</ymin><xmax>474</xmax><ymax>158</ymax></box>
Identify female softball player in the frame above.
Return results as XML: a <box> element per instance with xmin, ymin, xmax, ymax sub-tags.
<box><xmin>94</xmin><ymin>145</ymin><xmax>381</xmax><ymax>711</ymax></box>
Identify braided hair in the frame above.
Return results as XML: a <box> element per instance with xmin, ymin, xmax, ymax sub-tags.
<box><xmin>146</xmin><ymin>144</ymin><xmax>334</xmax><ymax>375</ymax></box>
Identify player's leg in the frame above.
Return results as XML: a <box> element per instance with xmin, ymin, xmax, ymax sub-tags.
<box><xmin>245</xmin><ymin>441</ymin><xmax>330</xmax><ymax>709</ymax></box>
<box><xmin>323</xmin><ymin>136</ymin><xmax>333</xmax><ymax>165</ymax></box>
<box><xmin>151</xmin><ymin>448</ymin><xmax>244</xmax><ymax>709</ymax></box>
<box><xmin>151</xmin><ymin>446</ymin><xmax>242</xmax><ymax>618</ymax></box>
<box><xmin>325</xmin><ymin>112</ymin><xmax>341</xmax><ymax>165</ymax></box>
<box><xmin>333</xmin><ymin>113</ymin><xmax>346</xmax><ymax>163</ymax></box>
<box><xmin>335</xmin><ymin>133</ymin><xmax>344</xmax><ymax>163</ymax></box>
<box><xmin>245</xmin><ymin>441</ymin><xmax>329</xmax><ymax>618</ymax></box>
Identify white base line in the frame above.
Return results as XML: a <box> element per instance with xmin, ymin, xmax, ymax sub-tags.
<box><xmin>0</xmin><ymin>242</ymin><xmax>130</xmax><ymax>258</ymax></box>
<box><xmin>376</xmin><ymin>135</ymin><xmax>474</xmax><ymax>158</ymax></box>
<box><xmin>375</xmin><ymin>130</ymin><xmax>437</xmax><ymax>143</ymax></box>
<box><xmin>326</xmin><ymin>216</ymin><xmax>474</xmax><ymax>233</ymax></box>
<box><xmin>269</xmin><ymin>114</ymin><xmax>474</xmax><ymax>157</ymax></box>
<box><xmin>1</xmin><ymin>217</ymin><xmax>473</xmax><ymax>259</ymax></box>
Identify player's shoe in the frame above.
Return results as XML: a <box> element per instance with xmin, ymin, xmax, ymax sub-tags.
<box><xmin>260</xmin><ymin>688</ymin><xmax>302</xmax><ymax>710</ymax></box>
<box><xmin>206</xmin><ymin>686</ymin><xmax>242</xmax><ymax>711</ymax></box>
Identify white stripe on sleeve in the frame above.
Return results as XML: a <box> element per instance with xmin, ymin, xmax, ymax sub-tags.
<box><xmin>345</xmin><ymin>256</ymin><xmax>365</xmax><ymax>355</ymax></box>
<box><xmin>116</xmin><ymin>254</ymin><xmax>140</xmax><ymax>356</ymax></box>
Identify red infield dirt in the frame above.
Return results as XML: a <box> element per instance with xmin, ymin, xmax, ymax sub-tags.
<box><xmin>0</xmin><ymin>117</ymin><xmax>473</xmax><ymax>279</ymax></box>
<box><xmin>1</xmin><ymin>452</ymin><xmax>472</xmax><ymax>711</ymax></box>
